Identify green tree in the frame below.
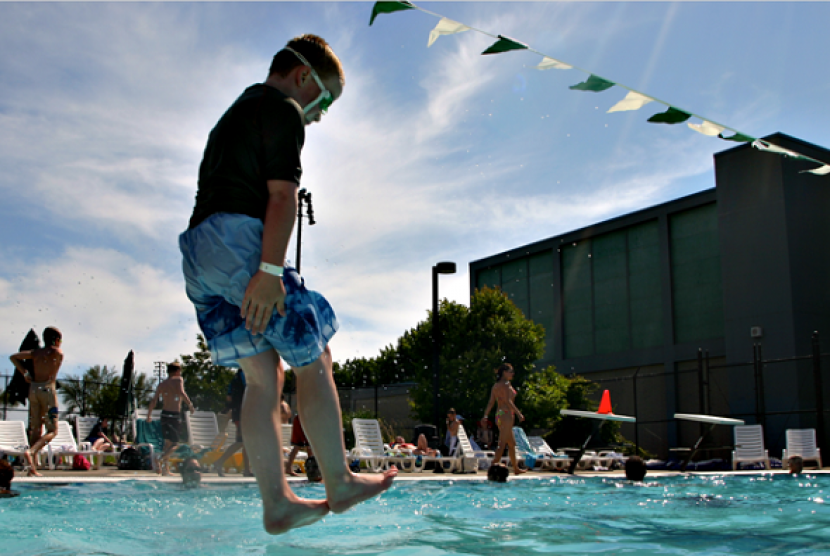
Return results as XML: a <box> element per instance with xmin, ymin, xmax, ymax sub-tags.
<box><xmin>59</xmin><ymin>365</ymin><xmax>154</xmax><ymax>418</ymax></box>
<box><xmin>544</xmin><ymin>374</ymin><xmax>624</xmax><ymax>450</ymax></box>
<box><xmin>179</xmin><ymin>334</ymin><xmax>236</xmax><ymax>413</ymax></box>
<box><xmin>398</xmin><ymin>286</ymin><xmax>546</xmax><ymax>425</ymax></box>
<box><xmin>520</xmin><ymin>365</ymin><xmax>569</xmax><ymax>432</ymax></box>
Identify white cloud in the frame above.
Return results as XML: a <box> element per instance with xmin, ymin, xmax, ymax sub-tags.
<box><xmin>0</xmin><ymin>246</ymin><xmax>198</xmax><ymax>378</ymax></box>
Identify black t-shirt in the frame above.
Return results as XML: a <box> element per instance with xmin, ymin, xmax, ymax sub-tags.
<box><xmin>188</xmin><ymin>84</ymin><xmax>305</xmax><ymax>229</ymax></box>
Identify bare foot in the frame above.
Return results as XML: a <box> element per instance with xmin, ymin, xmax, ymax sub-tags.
<box><xmin>263</xmin><ymin>493</ymin><xmax>330</xmax><ymax>535</ymax></box>
<box><xmin>513</xmin><ymin>468</ymin><xmax>528</xmax><ymax>475</ymax></box>
<box><xmin>326</xmin><ymin>466</ymin><xmax>397</xmax><ymax>514</ymax></box>
<box><xmin>24</xmin><ymin>451</ymin><xmax>42</xmax><ymax>476</ymax></box>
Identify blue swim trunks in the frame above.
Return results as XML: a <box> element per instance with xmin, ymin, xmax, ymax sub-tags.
<box><xmin>179</xmin><ymin>213</ymin><xmax>338</xmax><ymax>368</ymax></box>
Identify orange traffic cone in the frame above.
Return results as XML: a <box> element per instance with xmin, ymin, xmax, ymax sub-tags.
<box><xmin>597</xmin><ymin>390</ymin><xmax>613</xmax><ymax>414</ymax></box>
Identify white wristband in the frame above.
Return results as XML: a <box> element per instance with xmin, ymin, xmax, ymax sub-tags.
<box><xmin>259</xmin><ymin>262</ymin><xmax>284</xmax><ymax>277</ymax></box>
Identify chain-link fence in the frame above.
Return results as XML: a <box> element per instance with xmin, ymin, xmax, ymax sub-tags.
<box><xmin>574</xmin><ymin>332</ymin><xmax>830</xmax><ymax>460</ymax></box>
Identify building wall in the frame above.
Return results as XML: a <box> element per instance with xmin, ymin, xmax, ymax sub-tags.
<box><xmin>470</xmin><ymin>133</ymin><xmax>830</xmax><ymax>458</ymax></box>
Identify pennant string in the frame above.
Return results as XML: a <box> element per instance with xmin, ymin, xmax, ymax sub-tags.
<box><xmin>369</xmin><ymin>1</ymin><xmax>830</xmax><ymax>174</ymax></box>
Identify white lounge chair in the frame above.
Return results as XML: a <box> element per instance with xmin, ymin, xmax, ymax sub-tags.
<box><xmin>450</xmin><ymin>425</ymin><xmax>480</xmax><ymax>473</ymax></box>
<box><xmin>46</xmin><ymin>421</ymin><xmax>102</xmax><ymax>470</ymax></box>
<box><xmin>782</xmin><ymin>428</ymin><xmax>822</xmax><ymax>469</ymax></box>
<box><xmin>732</xmin><ymin>424</ymin><xmax>770</xmax><ymax>470</ymax></box>
<box><xmin>185</xmin><ymin>411</ymin><xmax>218</xmax><ymax>449</ymax></box>
<box><xmin>0</xmin><ymin>421</ymin><xmax>30</xmax><ymax>460</ymax></box>
<box><xmin>75</xmin><ymin>416</ymin><xmax>122</xmax><ymax>464</ymax></box>
<box><xmin>527</xmin><ymin>435</ymin><xmax>572</xmax><ymax>471</ymax></box>
<box><xmin>512</xmin><ymin>427</ymin><xmax>551</xmax><ymax>470</ymax></box>
<box><xmin>350</xmin><ymin>418</ymin><xmax>394</xmax><ymax>473</ymax></box>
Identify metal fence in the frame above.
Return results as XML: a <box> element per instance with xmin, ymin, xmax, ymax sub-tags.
<box><xmin>2</xmin><ymin>372</ymin><xmax>419</xmax><ymax>438</ymax></box>
<box><xmin>577</xmin><ymin>332</ymin><xmax>830</xmax><ymax>460</ymax></box>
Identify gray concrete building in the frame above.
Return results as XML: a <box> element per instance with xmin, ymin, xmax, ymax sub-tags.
<box><xmin>469</xmin><ymin>133</ymin><xmax>830</xmax><ymax>460</ymax></box>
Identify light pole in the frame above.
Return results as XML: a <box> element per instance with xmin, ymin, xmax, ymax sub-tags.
<box><xmin>296</xmin><ymin>188</ymin><xmax>316</xmax><ymax>274</ymax></box>
<box><xmin>432</xmin><ymin>261</ymin><xmax>457</xmax><ymax>438</ymax></box>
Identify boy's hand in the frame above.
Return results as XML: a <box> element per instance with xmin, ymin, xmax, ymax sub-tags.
<box><xmin>241</xmin><ymin>271</ymin><xmax>286</xmax><ymax>335</ymax></box>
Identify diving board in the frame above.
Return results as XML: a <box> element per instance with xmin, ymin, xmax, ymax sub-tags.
<box><xmin>560</xmin><ymin>409</ymin><xmax>636</xmax><ymax>422</ymax></box>
<box><xmin>673</xmin><ymin>413</ymin><xmax>745</xmax><ymax>472</ymax></box>
<box><xmin>559</xmin><ymin>390</ymin><xmax>636</xmax><ymax>474</ymax></box>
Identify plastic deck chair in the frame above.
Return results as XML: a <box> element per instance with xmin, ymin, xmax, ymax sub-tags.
<box><xmin>450</xmin><ymin>425</ymin><xmax>480</xmax><ymax>473</ymax></box>
<box><xmin>46</xmin><ymin>421</ymin><xmax>102</xmax><ymax>470</ymax></box>
<box><xmin>349</xmin><ymin>418</ymin><xmax>394</xmax><ymax>473</ymax></box>
<box><xmin>732</xmin><ymin>424</ymin><xmax>770</xmax><ymax>470</ymax></box>
<box><xmin>527</xmin><ymin>435</ymin><xmax>573</xmax><ymax>471</ymax></box>
<box><xmin>185</xmin><ymin>411</ymin><xmax>219</xmax><ymax>449</ymax></box>
<box><xmin>782</xmin><ymin>428</ymin><xmax>822</xmax><ymax>469</ymax></box>
<box><xmin>512</xmin><ymin>427</ymin><xmax>551</xmax><ymax>470</ymax></box>
<box><xmin>0</xmin><ymin>421</ymin><xmax>30</xmax><ymax>460</ymax></box>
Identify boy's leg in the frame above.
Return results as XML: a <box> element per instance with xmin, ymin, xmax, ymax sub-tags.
<box><xmin>294</xmin><ymin>346</ymin><xmax>396</xmax><ymax>513</ymax></box>
<box><xmin>238</xmin><ymin>349</ymin><xmax>328</xmax><ymax>535</ymax></box>
<box><xmin>212</xmin><ymin>442</ymin><xmax>242</xmax><ymax>477</ymax></box>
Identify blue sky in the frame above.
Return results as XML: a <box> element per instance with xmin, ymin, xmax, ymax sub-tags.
<box><xmin>1</xmin><ymin>1</ymin><xmax>828</xmax><ymax>380</ymax></box>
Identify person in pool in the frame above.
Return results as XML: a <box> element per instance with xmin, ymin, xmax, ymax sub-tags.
<box><xmin>483</xmin><ymin>363</ymin><xmax>526</xmax><ymax>475</ymax></box>
<box><xmin>788</xmin><ymin>455</ymin><xmax>804</xmax><ymax>475</ymax></box>
<box><xmin>624</xmin><ymin>456</ymin><xmax>647</xmax><ymax>482</ymax></box>
<box><xmin>9</xmin><ymin>326</ymin><xmax>64</xmax><ymax>477</ymax></box>
<box><xmin>0</xmin><ymin>459</ymin><xmax>19</xmax><ymax>498</ymax></box>
<box><xmin>181</xmin><ymin>457</ymin><xmax>203</xmax><ymax>489</ymax></box>
<box><xmin>177</xmin><ymin>33</ymin><xmax>396</xmax><ymax>534</ymax></box>
<box><xmin>147</xmin><ymin>362</ymin><xmax>196</xmax><ymax>476</ymax></box>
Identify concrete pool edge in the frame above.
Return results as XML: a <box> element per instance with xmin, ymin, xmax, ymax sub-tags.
<box><xmin>13</xmin><ymin>468</ymin><xmax>830</xmax><ymax>485</ymax></box>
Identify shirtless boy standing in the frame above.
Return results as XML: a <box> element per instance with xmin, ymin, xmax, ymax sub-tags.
<box><xmin>146</xmin><ymin>362</ymin><xmax>195</xmax><ymax>476</ymax></box>
<box><xmin>9</xmin><ymin>326</ymin><xmax>63</xmax><ymax>476</ymax></box>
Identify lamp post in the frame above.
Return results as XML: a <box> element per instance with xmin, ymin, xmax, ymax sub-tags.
<box><xmin>296</xmin><ymin>188</ymin><xmax>316</xmax><ymax>274</ymax></box>
<box><xmin>432</xmin><ymin>261</ymin><xmax>457</xmax><ymax>437</ymax></box>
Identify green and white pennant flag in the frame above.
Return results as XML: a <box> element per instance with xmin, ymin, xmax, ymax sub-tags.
<box><xmin>805</xmin><ymin>165</ymin><xmax>830</xmax><ymax>175</ymax></box>
<box><xmin>428</xmin><ymin>18</ymin><xmax>470</xmax><ymax>47</ymax></box>
<box><xmin>607</xmin><ymin>91</ymin><xmax>653</xmax><ymax>113</ymax></box>
<box><xmin>534</xmin><ymin>56</ymin><xmax>572</xmax><ymax>70</ymax></box>
<box><xmin>688</xmin><ymin>120</ymin><xmax>725</xmax><ymax>137</ymax></box>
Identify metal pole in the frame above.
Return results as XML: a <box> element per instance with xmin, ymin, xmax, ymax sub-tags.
<box><xmin>813</xmin><ymin>331</ymin><xmax>825</xmax><ymax>451</ymax></box>
<box><xmin>697</xmin><ymin>348</ymin><xmax>705</xmax><ymax>439</ymax></box>
<box><xmin>296</xmin><ymin>189</ymin><xmax>305</xmax><ymax>274</ymax></box>
<box><xmin>3</xmin><ymin>374</ymin><xmax>8</xmax><ymax>421</ymax></box>
<box><xmin>632</xmin><ymin>367</ymin><xmax>641</xmax><ymax>454</ymax></box>
<box><xmin>704</xmin><ymin>350</ymin><xmax>711</xmax><ymax>415</ymax></box>
<box><xmin>753</xmin><ymin>344</ymin><xmax>761</xmax><ymax>424</ymax></box>
<box><xmin>432</xmin><ymin>266</ymin><xmax>440</xmax><ymax>432</ymax></box>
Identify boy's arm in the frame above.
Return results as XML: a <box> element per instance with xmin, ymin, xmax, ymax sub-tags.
<box><xmin>9</xmin><ymin>351</ymin><xmax>33</xmax><ymax>382</ymax></box>
<box><xmin>180</xmin><ymin>382</ymin><xmax>196</xmax><ymax>413</ymax></box>
<box><xmin>146</xmin><ymin>389</ymin><xmax>160</xmax><ymax>421</ymax></box>
<box><xmin>241</xmin><ymin>179</ymin><xmax>297</xmax><ymax>335</ymax></box>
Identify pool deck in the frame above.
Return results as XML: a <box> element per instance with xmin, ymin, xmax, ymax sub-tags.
<box><xmin>12</xmin><ymin>464</ymin><xmax>829</xmax><ymax>484</ymax></box>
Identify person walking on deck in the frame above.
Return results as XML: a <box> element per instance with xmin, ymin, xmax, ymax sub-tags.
<box><xmin>9</xmin><ymin>326</ymin><xmax>64</xmax><ymax>477</ymax></box>
<box><xmin>147</xmin><ymin>362</ymin><xmax>196</xmax><ymax>476</ymax></box>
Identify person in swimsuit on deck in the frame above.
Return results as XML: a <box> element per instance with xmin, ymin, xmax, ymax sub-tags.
<box><xmin>483</xmin><ymin>363</ymin><xmax>526</xmax><ymax>475</ymax></box>
<box><xmin>9</xmin><ymin>326</ymin><xmax>64</xmax><ymax>477</ymax></box>
<box><xmin>147</xmin><ymin>362</ymin><xmax>195</xmax><ymax>476</ymax></box>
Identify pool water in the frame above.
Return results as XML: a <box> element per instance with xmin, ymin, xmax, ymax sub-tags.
<box><xmin>2</xmin><ymin>474</ymin><xmax>829</xmax><ymax>555</ymax></box>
